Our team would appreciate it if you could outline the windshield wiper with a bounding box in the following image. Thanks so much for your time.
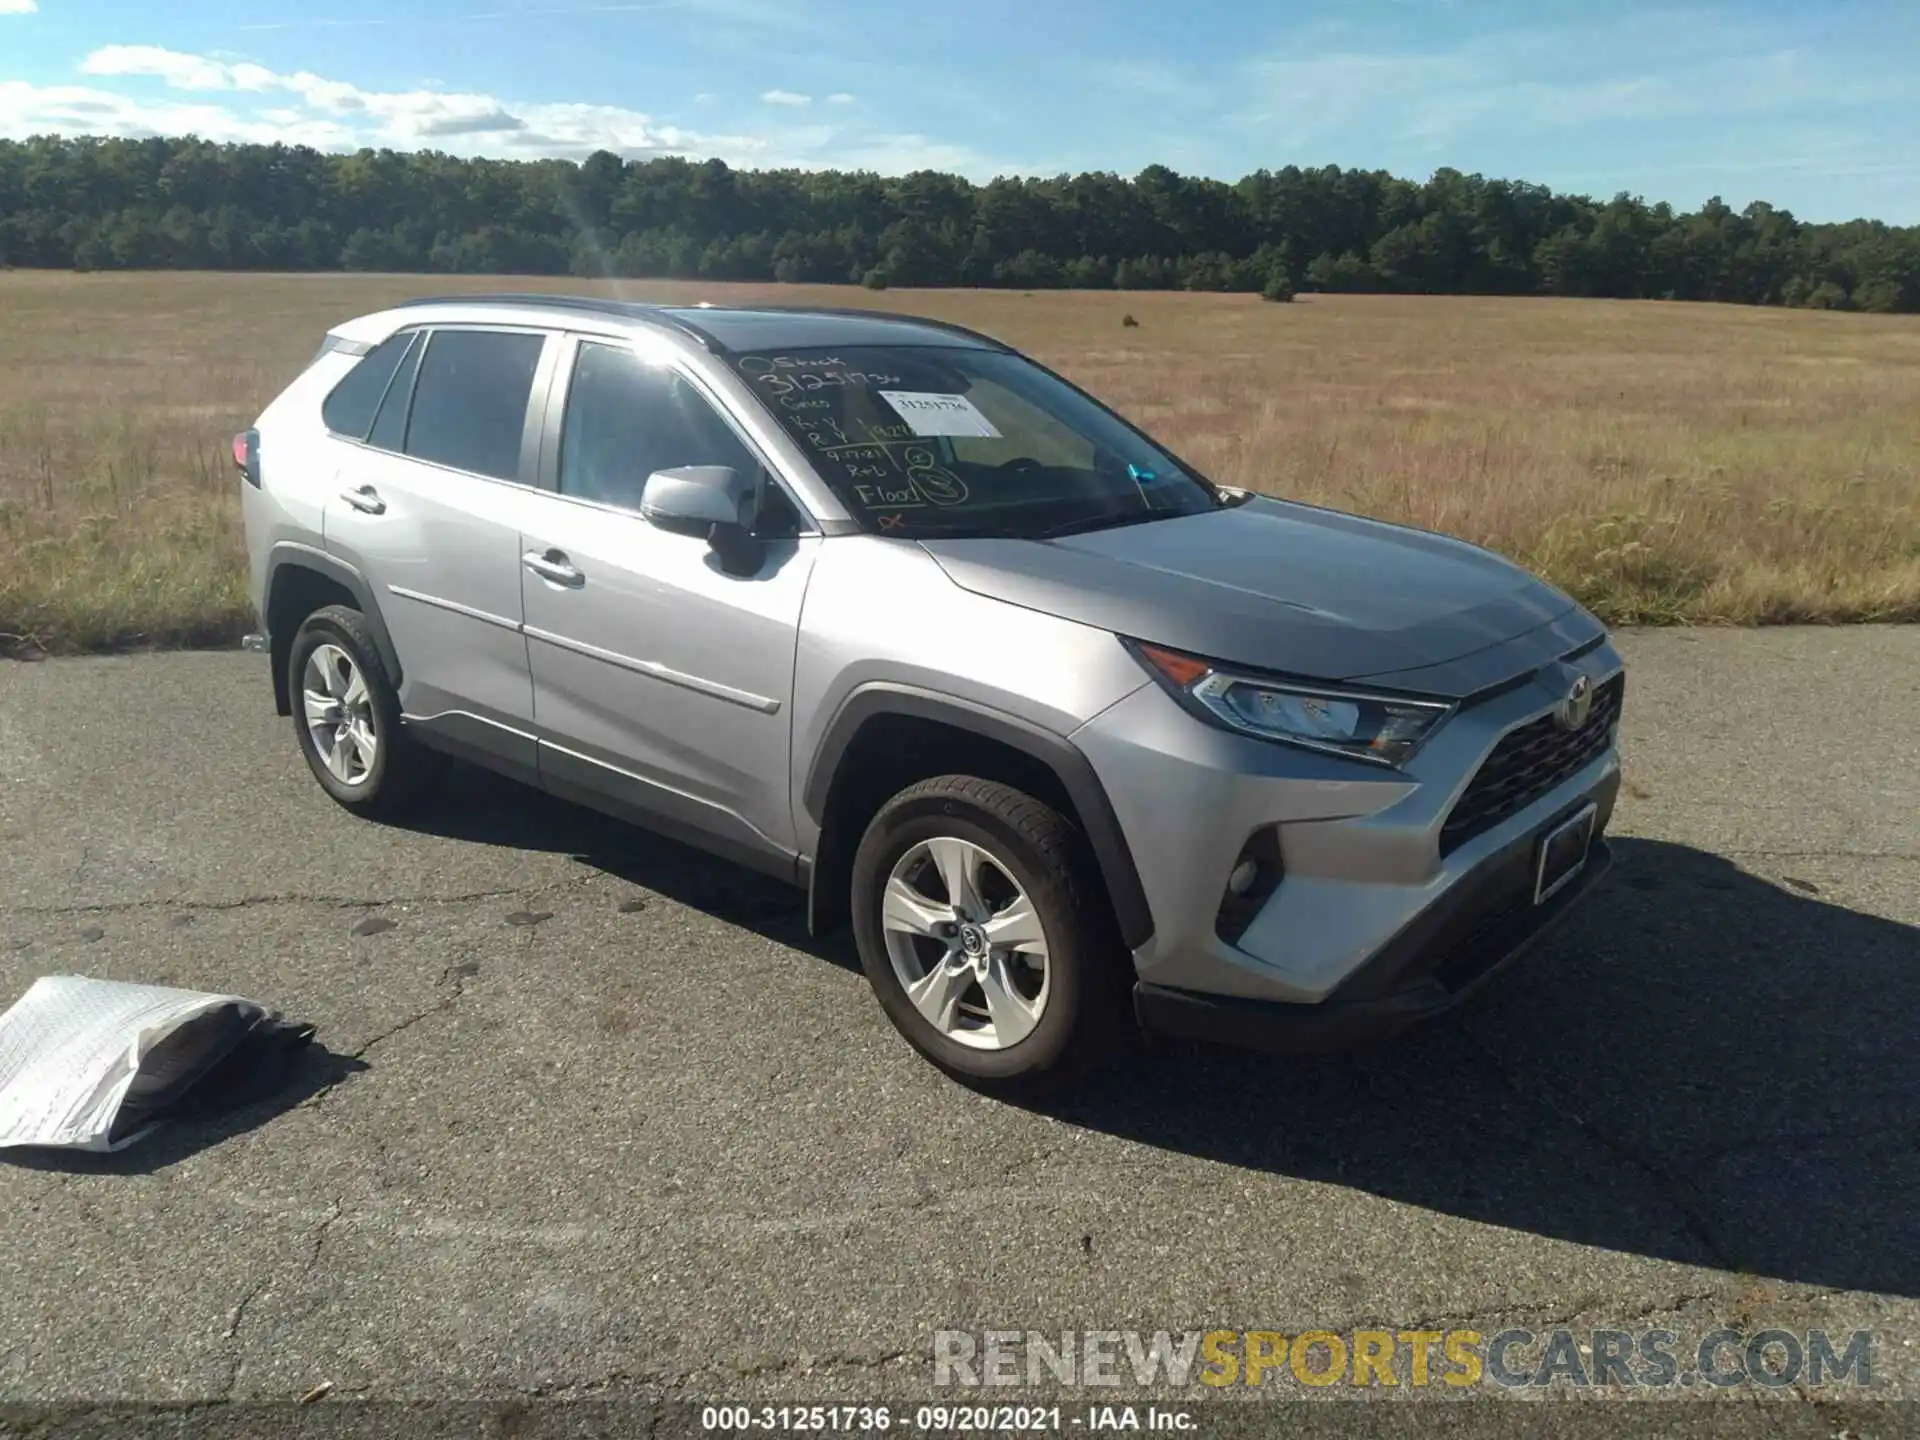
[1025,510,1175,541]
[905,510,1179,542]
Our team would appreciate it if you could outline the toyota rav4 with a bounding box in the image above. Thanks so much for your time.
[240,295,1624,1086]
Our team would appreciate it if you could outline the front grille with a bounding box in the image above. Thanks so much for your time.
[1439,674,1623,855]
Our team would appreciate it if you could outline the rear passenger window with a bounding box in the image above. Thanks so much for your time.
[367,333,423,452]
[321,332,412,439]
[402,330,545,481]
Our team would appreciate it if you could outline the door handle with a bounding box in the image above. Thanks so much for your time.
[339,485,386,515]
[523,550,585,587]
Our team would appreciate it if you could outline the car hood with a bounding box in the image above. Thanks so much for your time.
[918,496,1604,700]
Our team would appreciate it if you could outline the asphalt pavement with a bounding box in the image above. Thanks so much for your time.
[0,628,1915,1425]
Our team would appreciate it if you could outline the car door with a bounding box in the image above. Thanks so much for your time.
[324,325,559,777]
[520,334,820,875]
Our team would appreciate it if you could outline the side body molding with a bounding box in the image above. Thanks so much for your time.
[801,683,1155,951]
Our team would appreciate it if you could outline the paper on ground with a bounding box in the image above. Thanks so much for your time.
[0,976,273,1152]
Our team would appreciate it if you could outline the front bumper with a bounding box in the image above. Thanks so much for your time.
[1070,636,1626,1041]
[1135,826,1614,1054]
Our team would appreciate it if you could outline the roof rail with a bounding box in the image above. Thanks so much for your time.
[389,293,1008,353]
[397,292,644,311]
[392,292,721,350]
[730,305,1010,350]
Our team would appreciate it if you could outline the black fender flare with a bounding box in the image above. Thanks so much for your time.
[263,544,404,713]
[802,683,1155,950]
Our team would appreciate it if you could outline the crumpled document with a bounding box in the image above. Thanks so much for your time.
[0,976,311,1152]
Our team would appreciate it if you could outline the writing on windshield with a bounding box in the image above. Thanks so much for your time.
[733,345,1215,537]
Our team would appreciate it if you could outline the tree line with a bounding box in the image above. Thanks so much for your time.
[2,135,1917,311]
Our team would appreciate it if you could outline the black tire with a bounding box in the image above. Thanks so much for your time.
[851,775,1126,1088]
[286,604,427,819]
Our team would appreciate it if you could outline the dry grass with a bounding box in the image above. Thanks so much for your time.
[2,271,1917,654]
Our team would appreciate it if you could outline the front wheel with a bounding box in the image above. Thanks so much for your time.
[851,775,1122,1087]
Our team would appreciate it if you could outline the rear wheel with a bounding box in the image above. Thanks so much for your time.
[287,605,426,819]
[851,775,1123,1087]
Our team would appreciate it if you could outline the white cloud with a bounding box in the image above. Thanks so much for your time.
[231,0,792,33]
[0,0,38,14]
[51,45,748,157]
[1,47,1043,180]
[1084,60,1212,108]
[0,79,358,148]
[825,92,856,106]
[832,134,978,173]
[1235,12,1907,156]
[81,45,275,91]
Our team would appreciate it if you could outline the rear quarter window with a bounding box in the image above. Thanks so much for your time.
[320,332,413,440]
[366,333,424,452]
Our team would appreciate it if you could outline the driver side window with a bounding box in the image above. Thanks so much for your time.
[559,342,767,516]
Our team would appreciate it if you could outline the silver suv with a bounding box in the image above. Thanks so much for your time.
[240,295,1624,1086]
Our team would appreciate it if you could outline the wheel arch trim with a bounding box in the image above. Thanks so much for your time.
[264,543,404,715]
[802,683,1155,950]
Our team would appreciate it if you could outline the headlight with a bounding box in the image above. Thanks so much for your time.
[1128,641,1454,767]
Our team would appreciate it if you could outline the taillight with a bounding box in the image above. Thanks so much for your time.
[233,429,260,487]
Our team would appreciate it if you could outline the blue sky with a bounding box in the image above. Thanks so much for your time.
[2,0,1916,222]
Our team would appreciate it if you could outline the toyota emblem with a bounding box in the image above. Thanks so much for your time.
[1556,673,1594,731]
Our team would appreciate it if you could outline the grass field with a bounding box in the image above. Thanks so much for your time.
[2,271,1917,655]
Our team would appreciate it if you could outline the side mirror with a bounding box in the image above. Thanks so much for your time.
[639,464,765,575]
[640,465,750,530]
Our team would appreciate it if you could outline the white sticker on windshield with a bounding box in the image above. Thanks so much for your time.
[877,391,1002,439]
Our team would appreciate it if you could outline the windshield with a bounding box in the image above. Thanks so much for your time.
[731,345,1222,538]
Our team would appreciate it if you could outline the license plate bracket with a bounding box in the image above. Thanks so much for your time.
[1534,803,1597,905]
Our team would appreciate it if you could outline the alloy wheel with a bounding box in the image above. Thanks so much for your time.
[301,642,379,787]
[880,835,1050,1050]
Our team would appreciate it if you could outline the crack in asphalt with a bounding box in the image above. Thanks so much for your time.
[304,1199,347,1276]
[1338,1285,1730,1341]
[220,1276,271,1346]
[1719,848,1919,860]
[1686,1121,1920,1160]
[219,1197,344,1399]
[297,959,480,1117]
[354,956,481,1060]
[353,990,460,1060]
[1458,1028,1742,1275]
[4,886,564,918]
[5,858,622,923]
[543,1347,916,1400]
